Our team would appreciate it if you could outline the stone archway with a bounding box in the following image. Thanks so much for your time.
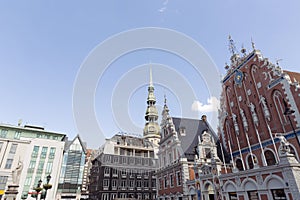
[242,178,258,200]
[265,175,287,200]
[189,187,196,200]
[223,181,237,200]
[202,182,215,200]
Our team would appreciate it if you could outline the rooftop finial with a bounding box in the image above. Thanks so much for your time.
[251,37,256,50]
[228,35,237,55]
[241,44,247,56]
[276,59,283,66]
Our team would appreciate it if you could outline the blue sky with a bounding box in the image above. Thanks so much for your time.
[0,1,299,148]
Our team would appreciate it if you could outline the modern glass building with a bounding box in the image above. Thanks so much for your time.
[57,135,87,200]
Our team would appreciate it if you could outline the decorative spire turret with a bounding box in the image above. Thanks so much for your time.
[228,35,240,65]
[143,66,160,146]
[160,95,177,140]
[228,35,237,56]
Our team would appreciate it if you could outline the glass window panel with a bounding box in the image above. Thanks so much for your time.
[5,159,13,169]
[14,131,21,139]
[9,144,18,154]
[0,130,8,138]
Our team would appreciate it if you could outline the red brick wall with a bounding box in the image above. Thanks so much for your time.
[260,194,268,200]
[220,52,300,167]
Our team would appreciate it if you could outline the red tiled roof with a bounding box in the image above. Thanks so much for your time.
[284,70,300,82]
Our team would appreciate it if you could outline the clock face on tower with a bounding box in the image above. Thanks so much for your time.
[234,70,243,85]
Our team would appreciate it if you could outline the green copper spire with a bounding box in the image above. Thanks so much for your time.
[143,66,160,145]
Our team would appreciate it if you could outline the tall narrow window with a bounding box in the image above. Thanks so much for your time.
[236,159,244,171]
[0,176,8,190]
[32,146,39,158]
[28,160,36,172]
[164,176,168,188]
[24,177,32,186]
[14,131,21,139]
[265,150,276,166]
[273,91,288,129]
[49,147,56,159]
[9,144,18,154]
[41,147,48,158]
[0,130,8,138]
[37,161,45,174]
[45,162,53,173]
[170,174,174,187]
[5,159,13,169]
[247,155,257,169]
[176,171,181,186]
[169,152,172,163]
[104,167,110,176]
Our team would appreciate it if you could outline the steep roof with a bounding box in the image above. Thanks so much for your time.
[171,117,230,162]
[284,70,300,83]
[171,117,215,160]
[64,134,87,154]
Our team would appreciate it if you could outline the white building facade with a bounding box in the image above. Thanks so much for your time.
[0,123,65,200]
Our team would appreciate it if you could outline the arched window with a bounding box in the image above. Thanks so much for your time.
[236,158,244,171]
[273,90,288,130]
[247,154,258,169]
[265,150,276,166]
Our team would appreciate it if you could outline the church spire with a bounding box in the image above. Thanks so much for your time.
[143,66,160,146]
[150,65,153,87]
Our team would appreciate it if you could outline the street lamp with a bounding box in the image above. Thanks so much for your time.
[284,105,300,147]
[43,174,52,199]
[42,174,52,200]
[33,175,52,200]
[33,179,43,200]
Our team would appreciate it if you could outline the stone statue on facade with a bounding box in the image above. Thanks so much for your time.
[259,95,271,121]
[248,102,259,126]
[275,133,291,155]
[240,108,248,131]
[232,113,239,135]
[12,160,23,185]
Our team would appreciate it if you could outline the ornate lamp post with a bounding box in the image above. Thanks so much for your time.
[42,174,52,200]
[33,179,43,200]
[33,175,52,200]
[284,104,300,147]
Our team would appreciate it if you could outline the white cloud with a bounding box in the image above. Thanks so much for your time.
[191,96,220,113]
[158,0,168,13]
